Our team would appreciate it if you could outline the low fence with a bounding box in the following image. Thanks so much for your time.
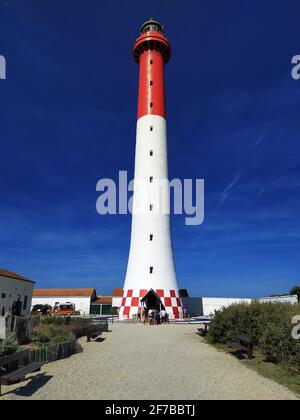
[6,315,40,344]
[67,317,109,337]
[28,332,77,365]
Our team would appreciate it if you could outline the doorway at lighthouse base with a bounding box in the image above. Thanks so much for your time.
[119,288,184,320]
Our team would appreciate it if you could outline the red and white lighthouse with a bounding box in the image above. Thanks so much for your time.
[119,19,183,320]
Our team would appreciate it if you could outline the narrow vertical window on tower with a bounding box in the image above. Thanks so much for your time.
[150,204,153,211]
[150,150,153,156]
[150,81,153,86]
[150,126,153,131]
[150,176,153,183]
[150,267,154,274]
[150,234,153,241]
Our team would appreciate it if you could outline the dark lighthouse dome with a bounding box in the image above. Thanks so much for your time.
[140,18,164,34]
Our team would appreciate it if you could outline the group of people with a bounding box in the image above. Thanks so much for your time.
[137,307,169,325]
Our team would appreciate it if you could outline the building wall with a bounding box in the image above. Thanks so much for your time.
[181,297,203,316]
[90,304,112,316]
[32,296,92,315]
[202,297,252,316]
[257,295,298,305]
[112,297,122,309]
[0,275,34,317]
[181,297,252,317]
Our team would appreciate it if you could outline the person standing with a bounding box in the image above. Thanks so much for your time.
[160,309,167,323]
[152,310,158,325]
[148,309,153,324]
[157,311,161,325]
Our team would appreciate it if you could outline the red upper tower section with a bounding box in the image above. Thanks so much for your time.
[133,19,171,120]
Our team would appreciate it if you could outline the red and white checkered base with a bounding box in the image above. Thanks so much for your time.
[119,289,184,320]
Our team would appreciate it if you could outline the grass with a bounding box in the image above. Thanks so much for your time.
[203,335,300,398]
[29,323,71,347]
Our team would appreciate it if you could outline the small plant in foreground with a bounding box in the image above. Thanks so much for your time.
[0,333,19,357]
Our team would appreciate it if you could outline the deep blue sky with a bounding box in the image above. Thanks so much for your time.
[1,0,300,297]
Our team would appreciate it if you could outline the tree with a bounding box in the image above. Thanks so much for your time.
[109,307,119,316]
[290,286,300,302]
[31,304,52,315]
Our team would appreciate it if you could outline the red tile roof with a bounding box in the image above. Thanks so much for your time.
[112,288,123,297]
[33,288,96,297]
[92,296,112,305]
[0,269,35,284]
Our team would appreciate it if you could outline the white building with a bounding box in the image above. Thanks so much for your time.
[112,288,124,310]
[32,288,97,316]
[0,269,35,317]
[201,297,252,317]
[182,295,298,317]
[257,295,298,305]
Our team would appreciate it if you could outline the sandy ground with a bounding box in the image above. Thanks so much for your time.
[0,323,298,400]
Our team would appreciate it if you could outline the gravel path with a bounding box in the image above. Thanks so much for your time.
[0,323,298,400]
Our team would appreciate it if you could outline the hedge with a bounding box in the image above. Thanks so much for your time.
[208,301,300,372]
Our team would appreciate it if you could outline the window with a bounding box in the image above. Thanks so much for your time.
[150,267,154,274]
[1,293,6,299]
[150,150,153,156]
[150,204,153,211]
[150,176,153,183]
[150,126,153,131]
[23,295,28,310]
[150,60,153,65]
[150,234,153,241]
[150,81,153,86]
[150,102,153,108]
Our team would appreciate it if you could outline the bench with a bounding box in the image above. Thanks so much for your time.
[0,350,41,396]
[197,328,208,337]
[197,321,211,337]
[227,335,254,360]
[70,320,108,341]
[86,326,104,342]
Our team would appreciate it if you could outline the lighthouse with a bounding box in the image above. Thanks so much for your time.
[119,19,183,320]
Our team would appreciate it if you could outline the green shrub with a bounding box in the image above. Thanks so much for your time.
[32,304,52,315]
[260,317,300,373]
[109,307,119,316]
[290,286,300,302]
[31,331,50,345]
[31,324,70,347]
[0,333,19,357]
[40,316,66,326]
[209,301,297,345]
[208,301,300,372]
